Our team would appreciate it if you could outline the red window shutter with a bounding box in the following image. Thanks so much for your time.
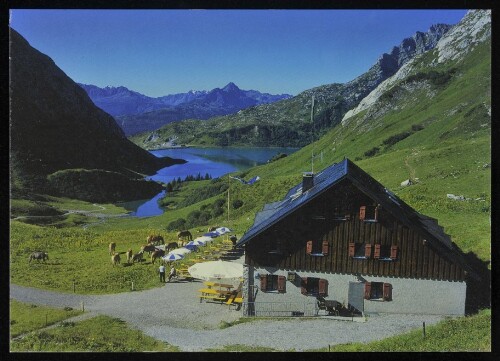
[390,245,398,260]
[318,279,328,297]
[322,240,329,255]
[374,244,381,259]
[365,244,372,258]
[306,240,313,255]
[260,275,267,292]
[383,283,392,301]
[300,277,308,295]
[277,276,286,293]
[364,282,372,300]
[359,206,366,221]
[348,242,355,257]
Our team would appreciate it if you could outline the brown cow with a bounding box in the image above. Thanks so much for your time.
[147,235,164,245]
[141,243,157,255]
[111,253,121,266]
[165,242,178,252]
[126,249,133,263]
[131,251,144,263]
[151,249,165,264]
[109,242,116,255]
[177,230,192,243]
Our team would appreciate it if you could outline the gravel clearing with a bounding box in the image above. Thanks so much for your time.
[10,280,446,351]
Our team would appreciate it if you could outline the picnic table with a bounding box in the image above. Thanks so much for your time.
[197,288,232,303]
[216,283,234,291]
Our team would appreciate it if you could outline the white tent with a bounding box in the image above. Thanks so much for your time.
[215,227,232,235]
[170,247,191,256]
[194,236,214,243]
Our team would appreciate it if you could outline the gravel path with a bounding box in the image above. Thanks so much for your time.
[10,279,446,351]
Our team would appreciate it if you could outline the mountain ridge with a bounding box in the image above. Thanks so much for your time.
[79,82,292,135]
[132,20,455,149]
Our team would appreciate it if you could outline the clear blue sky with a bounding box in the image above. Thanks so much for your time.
[10,9,467,97]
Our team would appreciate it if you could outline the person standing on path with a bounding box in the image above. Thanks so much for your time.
[159,264,166,283]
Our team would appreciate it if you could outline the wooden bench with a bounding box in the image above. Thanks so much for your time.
[199,294,227,303]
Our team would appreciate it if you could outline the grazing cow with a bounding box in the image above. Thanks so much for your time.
[131,251,144,263]
[177,230,192,243]
[141,243,157,255]
[165,242,178,252]
[208,226,219,232]
[147,235,164,245]
[109,242,116,255]
[151,249,165,264]
[29,251,49,263]
[111,253,121,266]
[126,249,133,263]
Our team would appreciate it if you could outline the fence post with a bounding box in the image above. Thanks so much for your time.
[131,281,134,291]
[73,279,76,293]
[423,322,426,338]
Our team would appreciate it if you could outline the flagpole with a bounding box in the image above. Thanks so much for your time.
[311,95,315,174]
[227,174,230,223]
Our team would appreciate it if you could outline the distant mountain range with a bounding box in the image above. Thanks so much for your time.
[132,22,455,149]
[10,28,185,202]
[79,82,292,136]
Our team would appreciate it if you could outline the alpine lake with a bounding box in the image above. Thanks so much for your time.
[119,147,299,217]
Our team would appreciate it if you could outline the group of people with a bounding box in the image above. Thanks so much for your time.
[158,264,177,283]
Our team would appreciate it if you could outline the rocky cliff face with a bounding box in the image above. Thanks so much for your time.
[10,28,183,199]
[341,23,452,110]
[342,10,491,124]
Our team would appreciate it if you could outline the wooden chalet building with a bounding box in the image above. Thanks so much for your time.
[236,159,477,317]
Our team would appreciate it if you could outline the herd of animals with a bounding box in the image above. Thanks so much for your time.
[110,230,193,266]
[27,230,195,266]
[27,227,234,268]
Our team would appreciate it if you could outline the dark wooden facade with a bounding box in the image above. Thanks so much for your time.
[244,179,466,282]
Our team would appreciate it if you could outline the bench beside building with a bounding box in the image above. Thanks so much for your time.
[236,159,477,317]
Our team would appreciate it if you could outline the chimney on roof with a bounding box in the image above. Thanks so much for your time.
[302,172,314,193]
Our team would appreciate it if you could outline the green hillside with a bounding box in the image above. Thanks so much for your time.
[91,29,492,266]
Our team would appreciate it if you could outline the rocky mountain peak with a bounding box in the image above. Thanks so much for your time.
[379,23,453,69]
[222,82,240,92]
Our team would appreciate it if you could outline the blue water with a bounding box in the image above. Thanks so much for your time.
[125,147,299,217]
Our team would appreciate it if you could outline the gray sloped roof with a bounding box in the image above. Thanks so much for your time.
[237,160,349,245]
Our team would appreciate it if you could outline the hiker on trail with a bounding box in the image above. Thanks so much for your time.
[159,264,166,283]
[168,265,176,282]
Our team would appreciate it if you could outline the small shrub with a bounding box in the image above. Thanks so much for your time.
[364,147,380,157]
[232,199,244,209]
[383,131,411,147]
[213,199,226,209]
[59,321,75,328]
[166,218,186,231]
